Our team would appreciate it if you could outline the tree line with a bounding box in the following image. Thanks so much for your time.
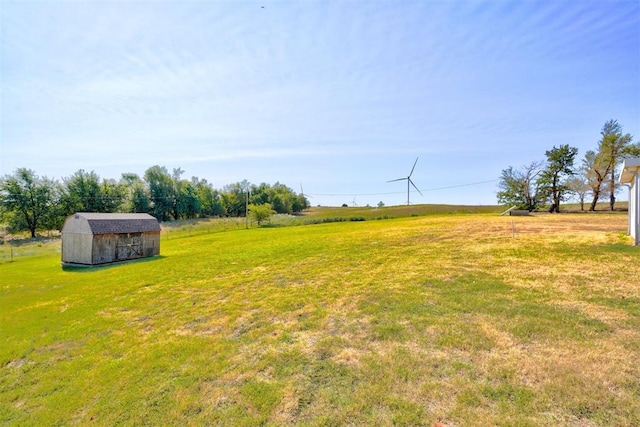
[0,165,309,237]
[497,119,638,212]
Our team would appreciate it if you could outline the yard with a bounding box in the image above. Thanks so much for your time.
[1,211,639,425]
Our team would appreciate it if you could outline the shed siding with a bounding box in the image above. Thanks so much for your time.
[143,232,161,257]
[61,233,93,265]
[62,215,93,235]
[92,234,118,264]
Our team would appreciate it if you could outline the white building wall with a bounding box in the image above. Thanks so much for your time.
[633,173,640,245]
[620,158,640,246]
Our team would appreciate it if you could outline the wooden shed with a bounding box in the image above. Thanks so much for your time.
[620,157,640,245]
[61,213,161,266]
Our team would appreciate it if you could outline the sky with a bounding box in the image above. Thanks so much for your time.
[1,0,638,207]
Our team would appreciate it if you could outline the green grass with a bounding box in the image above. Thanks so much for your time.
[1,212,639,425]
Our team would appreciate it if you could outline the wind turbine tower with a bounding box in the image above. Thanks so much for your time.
[387,157,423,205]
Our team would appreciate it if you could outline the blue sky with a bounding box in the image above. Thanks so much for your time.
[1,0,638,207]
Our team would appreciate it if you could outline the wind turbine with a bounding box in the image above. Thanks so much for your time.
[300,183,313,200]
[388,157,423,205]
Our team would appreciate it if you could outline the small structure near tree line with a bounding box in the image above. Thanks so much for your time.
[620,157,640,246]
[500,206,530,216]
[61,213,160,266]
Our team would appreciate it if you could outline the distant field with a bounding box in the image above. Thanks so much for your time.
[1,210,639,425]
[302,204,504,218]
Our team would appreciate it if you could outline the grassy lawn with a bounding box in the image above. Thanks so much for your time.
[1,211,639,425]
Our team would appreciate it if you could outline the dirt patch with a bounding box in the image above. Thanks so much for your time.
[5,358,32,369]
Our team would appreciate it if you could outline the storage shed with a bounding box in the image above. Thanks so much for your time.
[620,157,640,246]
[62,213,161,266]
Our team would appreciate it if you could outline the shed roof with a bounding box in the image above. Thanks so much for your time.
[64,213,161,235]
[620,157,640,184]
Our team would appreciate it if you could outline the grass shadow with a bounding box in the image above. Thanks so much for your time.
[61,255,167,272]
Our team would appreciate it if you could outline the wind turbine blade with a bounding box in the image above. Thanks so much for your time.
[300,183,312,198]
[409,179,423,196]
[387,177,407,183]
[409,157,419,177]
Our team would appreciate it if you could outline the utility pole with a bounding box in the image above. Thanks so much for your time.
[244,180,250,229]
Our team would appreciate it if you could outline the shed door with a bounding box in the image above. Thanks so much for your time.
[116,233,143,260]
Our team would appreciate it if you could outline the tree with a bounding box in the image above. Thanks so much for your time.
[193,178,223,217]
[142,167,204,220]
[538,144,578,213]
[98,179,126,212]
[120,173,150,213]
[177,179,201,219]
[565,159,591,211]
[291,192,310,213]
[600,120,633,210]
[0,168,60,237]
[565,153,591,211]
[249,183,271,206]
[169,168,185,220]
[61,170,102,213]
[60,170,126,214]
[583,150,610,211]
[496,161,543,211]
[221,182,247,217]
[267,182,293,214]
[566,176,590,211]
[582,122,633,211]
[220,181,309,217]
[622,142,640,159]
[129,183,151,213]
[270,193,289,214]
[144,166,174,221]
[249,203,275,226]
